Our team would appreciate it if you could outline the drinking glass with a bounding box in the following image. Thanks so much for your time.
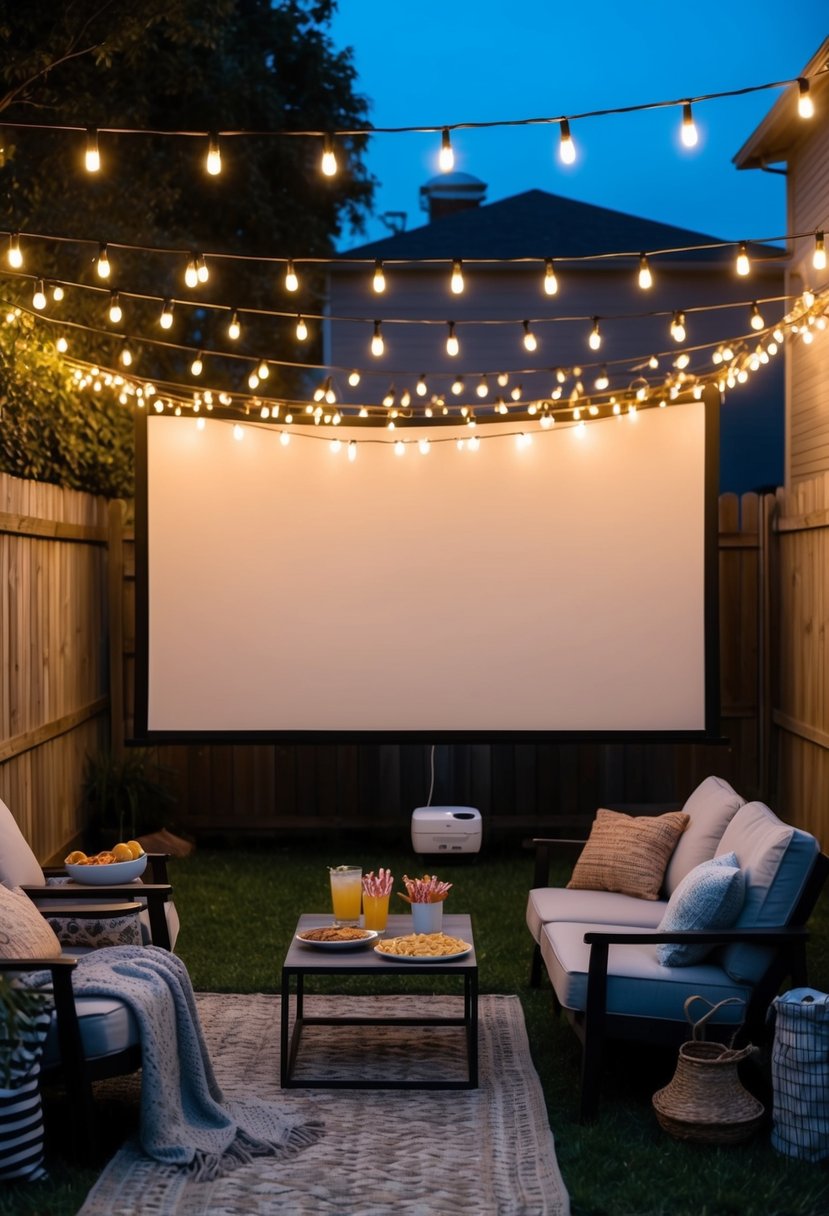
[362,892,391,933]
[329,865,362,926]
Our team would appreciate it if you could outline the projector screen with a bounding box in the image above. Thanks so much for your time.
[134,391,718,741]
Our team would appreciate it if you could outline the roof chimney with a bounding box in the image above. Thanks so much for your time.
[419,171,487,222]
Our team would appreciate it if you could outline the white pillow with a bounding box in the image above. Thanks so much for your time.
[0,798,45,888]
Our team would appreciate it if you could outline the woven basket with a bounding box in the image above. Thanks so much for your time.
[652,997,765,1145]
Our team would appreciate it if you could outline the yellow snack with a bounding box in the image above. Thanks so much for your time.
[376,932,470,958]
[112,842,133,862]
[125,840,145,859]
[65,850,87,864]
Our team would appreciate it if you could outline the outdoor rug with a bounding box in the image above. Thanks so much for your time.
[78,992,570,1216]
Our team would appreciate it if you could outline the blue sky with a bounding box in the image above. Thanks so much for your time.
[329,3,821,248]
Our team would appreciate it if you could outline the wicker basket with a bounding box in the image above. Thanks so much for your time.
[652,997,765,1145]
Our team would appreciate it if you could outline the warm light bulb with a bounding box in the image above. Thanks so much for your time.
[476,376,489,398]
[558,118,576,165]
[798,78,814,120]
[736,242,751,276]
[191,352,203,376]
[85,128,100,173]
[185,256,199,288]
[51,284,64,302]
[108,291,122,324]
[248,371,259,389]
[594,366,609,391]
[680,102,698,148]
[228,310,241,340]
[321,134,338,177]
[373,259,386,293]
[588,317,601,350]
[522,320,537,352]
[638,254,653,290]
[159,299,174,329]
[295,314,308,341]
[813,232,826,271]
[56,335,68,353]
[416,374,428,396]
[120,342,133,367]
[670,311,686,342]
[371,320,384,356]
[348,369,361,387]
[543,258,558,295]
[750,302,764,331]
[450,258,464,294]
[32,279,46,310]
[439,127,455,172]
[257,360,269,380]
[206,133,222,175]
[7,233,22,269]
[451,376,464,395]
[96,243,110,279]
[196,254,209,283]
[284,260,299,293]
[803,288,816,307]
[446,321,459,356]
[648,354,659,369]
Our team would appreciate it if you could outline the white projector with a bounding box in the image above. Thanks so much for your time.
[411,806,482,856]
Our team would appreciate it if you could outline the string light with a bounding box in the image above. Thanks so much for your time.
[446,321,459,356]
[120,340,133,367]
[476,375,489,398]
[56,335,68,353]
[439,128,455,172]
[814,232,826,271]
[51,283,64,302]
[108,291,122,323]
[543,258,558,295]
[184,255,199,288]
[196,254,209,283]
[206,133,222,175]
[522,320,538,352]
[348,369,361,387]
[373,259,386,293]
[257,359,269,380]
[295,314,308,341]
[736,242,751,276]
[227,309,241,340]
[416,374,428,396]
[588,317,601,350]
[594,366,609,391]
[671,310,687,342]
[450,259,464,294]
[32,279,46,310]
[190,351,203,376]
[558,118,576,165]
[371,320,384,356]
[797,78,814,119]
[85,127,100,172]
[284,260,299,292]
[321,133,337,177]
[680,102,698,148]
[96,243,110,279]
[638,254,653,290]
[750,302,765,330]
[159,299,174,329]
[451,375,464,395]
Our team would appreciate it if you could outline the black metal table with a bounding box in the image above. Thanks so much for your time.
[280,912,478,1090]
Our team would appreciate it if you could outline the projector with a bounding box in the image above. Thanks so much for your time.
[411,807,482,857]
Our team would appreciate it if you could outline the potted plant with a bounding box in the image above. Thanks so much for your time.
[81,748,178,846]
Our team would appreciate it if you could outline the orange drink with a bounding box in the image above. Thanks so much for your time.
[362,892,390,932]
[329,865,362,926]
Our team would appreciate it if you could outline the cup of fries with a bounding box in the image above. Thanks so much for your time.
[399,874,452,934]
[362,868,393,933]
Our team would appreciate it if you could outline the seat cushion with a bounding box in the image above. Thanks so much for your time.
[656,852,746,966]
[715,802,819,983]
[526,886,666,943]
[40,995,139,1070]
[567,808,689,900]
[664,776,745,895]
[540,920,752,1021]
[0,797,45,888]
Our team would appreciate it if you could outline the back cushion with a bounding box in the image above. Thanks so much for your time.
[715,801,819,983]
[0,798,45,889]
[664,776,744,896]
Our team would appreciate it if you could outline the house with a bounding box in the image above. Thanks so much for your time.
[325,176,786,494]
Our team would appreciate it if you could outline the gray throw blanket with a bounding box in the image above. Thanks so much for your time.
[25,945,322,1179]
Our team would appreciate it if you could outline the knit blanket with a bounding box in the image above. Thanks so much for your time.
[26,946,323,1179]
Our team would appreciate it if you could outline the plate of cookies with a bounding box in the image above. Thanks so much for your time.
[295,926,379,950]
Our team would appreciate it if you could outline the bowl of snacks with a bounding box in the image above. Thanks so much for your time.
[64,840,147,885]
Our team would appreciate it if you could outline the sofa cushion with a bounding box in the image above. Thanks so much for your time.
[540,920,752,1020]
[0,885,62,959]
[656,852,746,967]
[40,996,139,1070]
[526,886,666,943]
[567,808,689,900]
[715,802,819,983]
[0,798,45,889]
[664,776,745,896]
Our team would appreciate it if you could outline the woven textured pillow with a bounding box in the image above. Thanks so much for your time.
[657,852,746,966]
[567,808,690,900]
[0,886,62,959]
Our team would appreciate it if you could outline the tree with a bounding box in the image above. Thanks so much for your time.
[0,0,375,495]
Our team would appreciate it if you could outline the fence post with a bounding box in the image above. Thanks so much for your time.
[108,499,125,759]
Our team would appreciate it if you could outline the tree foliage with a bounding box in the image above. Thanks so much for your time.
[0,0,375,495]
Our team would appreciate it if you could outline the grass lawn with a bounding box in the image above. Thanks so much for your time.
[3,835,828,1215]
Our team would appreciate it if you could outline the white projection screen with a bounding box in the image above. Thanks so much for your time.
[134,390,719,742]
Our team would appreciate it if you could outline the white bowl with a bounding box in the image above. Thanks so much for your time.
[65,855,148,885]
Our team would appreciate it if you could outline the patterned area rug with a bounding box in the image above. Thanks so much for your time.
[78,992,570,1215]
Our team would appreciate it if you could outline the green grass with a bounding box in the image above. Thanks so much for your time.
[3,838,829,1215]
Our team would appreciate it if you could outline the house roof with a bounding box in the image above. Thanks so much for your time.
[734,38,829,170]
[337,188,781,266]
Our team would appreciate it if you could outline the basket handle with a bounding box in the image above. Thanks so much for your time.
[683,994,745,1040]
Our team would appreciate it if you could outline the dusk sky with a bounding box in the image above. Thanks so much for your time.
[329,3,821,248]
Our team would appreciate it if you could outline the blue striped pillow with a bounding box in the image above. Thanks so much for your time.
[0,1005,52,1181]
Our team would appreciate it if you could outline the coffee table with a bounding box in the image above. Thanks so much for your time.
[280,912,478,1090]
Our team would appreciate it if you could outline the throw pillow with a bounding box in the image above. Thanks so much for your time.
[656,852,746,966]
[45,912,142,950]
[0,886,62,959]
[567,808,690,900]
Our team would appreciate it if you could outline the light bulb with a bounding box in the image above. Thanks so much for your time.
[51,283,64,302]
[32,280,46,310]
[185,256,199,288]
[227,310,241,340]
[120,342,133,367]
[416,374,428,396]
[543,258,558,295]
[56,335,68,353]
[248,371,259,389]
[348,369,361,387]
[284,260,299,292]
[373,259,386,293]
[511,384,522,401]
[476,376,489,398]
[257,360,269,380]
[85,128,100,173]
[803,288,815,307]
[321,134,337,177]
[558,118,576,165]
[638,254,653,290]
[96,243,110,279]
[798,78,814,120]
[446,321,459,356]
[813,232,826,271]
[648,354,659,369]
[750,302,764,331]
[159,299,174,329]
[680,102,698,148]
[371,320,384,356]
[595,366,609,391]
[736,242,750,276]
[450,258,464,294]
[108,291,122,323]
[197,254,209,283]
[7,233,22,269]
[206,133,222,175]
[439,127,455,172]
[522,320,537,352]
[670,311,686,342]
[191,352,203,376]
[588,317,601,350]
[295,314,308,341]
